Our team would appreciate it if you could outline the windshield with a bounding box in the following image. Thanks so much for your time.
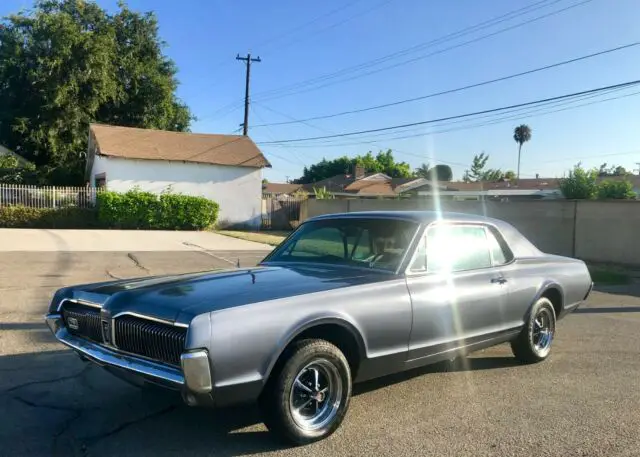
[264,218,418,272]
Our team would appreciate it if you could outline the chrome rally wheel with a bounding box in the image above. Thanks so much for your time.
[289,359,343,431]
[260,339,352,445]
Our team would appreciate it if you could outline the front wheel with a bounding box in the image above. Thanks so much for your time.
[259,339,352,445]
[511,297,556,363]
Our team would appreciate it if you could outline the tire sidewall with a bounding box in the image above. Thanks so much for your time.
[275,341,352,443]
[526,297,556,360]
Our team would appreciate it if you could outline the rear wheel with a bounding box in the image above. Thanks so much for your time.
[511,297,556,363]
[259,339,352,445]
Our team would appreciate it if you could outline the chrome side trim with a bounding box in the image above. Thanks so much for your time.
[112,311,189,328]
[45,313,184,387]
[56,298,102,312]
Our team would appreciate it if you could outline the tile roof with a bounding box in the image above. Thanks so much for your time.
[90,124,271,168]
[262,183,303,194]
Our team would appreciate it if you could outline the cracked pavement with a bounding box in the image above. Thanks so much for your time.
[1,249,640,456]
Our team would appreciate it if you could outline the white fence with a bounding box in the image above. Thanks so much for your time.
[0,184,99,209]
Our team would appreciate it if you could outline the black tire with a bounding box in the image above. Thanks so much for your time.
[511,297,557,363]
[259,339,352,445]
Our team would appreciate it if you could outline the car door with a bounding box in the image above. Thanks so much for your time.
[404,223,509,366]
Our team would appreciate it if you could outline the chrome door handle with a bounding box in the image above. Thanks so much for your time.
[491,277,507,284]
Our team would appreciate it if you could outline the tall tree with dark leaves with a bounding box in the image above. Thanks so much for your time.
[0,0,193,184]
[415,163,452,181]
[295,150,412,183]
[513,124,532,180]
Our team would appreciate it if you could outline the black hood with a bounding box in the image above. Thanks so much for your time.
[60,264,394,324]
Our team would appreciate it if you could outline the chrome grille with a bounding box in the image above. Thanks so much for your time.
[114,315,186,366]
[61,301,102,343]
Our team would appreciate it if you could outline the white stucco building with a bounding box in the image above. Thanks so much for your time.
[86,124,271,229]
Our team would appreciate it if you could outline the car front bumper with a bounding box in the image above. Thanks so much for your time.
[45,313,213,406]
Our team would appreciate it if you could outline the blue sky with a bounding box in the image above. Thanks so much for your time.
[3,0,640,182]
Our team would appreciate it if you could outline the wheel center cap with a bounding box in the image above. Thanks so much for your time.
[313,391,325,402]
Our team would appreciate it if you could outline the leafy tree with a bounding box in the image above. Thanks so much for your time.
[295,149,412,183]
[462,153,515,182]
[414,163,452,181]
[0,0,193,185]
[463,153,490,182]
[313,186,335,200]
[0,154,36,184]
[558,164,598,199]
[504,170,516,180]
[598,163,629,177]
[597,180,636,199]
[513,124,532,179]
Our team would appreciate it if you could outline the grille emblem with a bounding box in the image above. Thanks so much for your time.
[101,320,112,345]
[67,317,79,330]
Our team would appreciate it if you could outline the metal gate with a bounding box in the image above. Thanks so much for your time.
[261,194,303,230]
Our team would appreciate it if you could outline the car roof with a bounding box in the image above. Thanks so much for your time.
[306,210,504,226]
[305,210,543,258]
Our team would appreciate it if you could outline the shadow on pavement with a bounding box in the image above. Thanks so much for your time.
[0,322,50,330]
[1,348,519,456]
[593,284,640,298]
[575,306,640,314]
[354,355,518,396]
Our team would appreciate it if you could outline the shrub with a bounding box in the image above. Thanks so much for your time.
[559,164,598,199]
[596,179,636,200]
[0,206,99,228]
[96,189,219,230]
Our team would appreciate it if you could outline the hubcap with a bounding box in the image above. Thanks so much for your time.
[533,308,554,352]
[289,359,342,431]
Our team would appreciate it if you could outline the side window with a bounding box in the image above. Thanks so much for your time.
[292,227,347,258]
[426,225,492,273]
[351,229,373,260]
[409,235,427,271]
[486,227,513,265]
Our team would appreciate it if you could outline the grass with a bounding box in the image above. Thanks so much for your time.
[216,230,290,246]
[588,264,632,285]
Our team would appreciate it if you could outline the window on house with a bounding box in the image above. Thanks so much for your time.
[94,173,106,188]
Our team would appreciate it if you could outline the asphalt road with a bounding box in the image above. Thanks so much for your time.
[1,251,640,457]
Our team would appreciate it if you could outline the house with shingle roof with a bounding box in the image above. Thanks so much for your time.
[85,124,271,228]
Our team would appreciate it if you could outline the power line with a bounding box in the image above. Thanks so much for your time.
[253,0,364,52]
[257,79,640,145]
[261,0,594,102]
[260,0,395,56]
[271,87,640,148]
[252,0,589,102]
[253,101,427,163]
[277,84,632,147]
[250,105,307,166]
[252,41,639,127]
[252,0,561,100]
[200,0,580,122]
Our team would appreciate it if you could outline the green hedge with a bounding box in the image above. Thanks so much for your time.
[96,189,219,230]
[0,206,100,228]
[0,190,219,230]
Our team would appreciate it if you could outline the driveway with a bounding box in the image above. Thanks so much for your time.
[1,251,639,456]
[0,229,274,252]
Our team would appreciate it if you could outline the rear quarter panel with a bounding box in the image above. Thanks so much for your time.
[203,277,412,394]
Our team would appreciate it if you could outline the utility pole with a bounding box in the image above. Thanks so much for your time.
[236,53,261,136]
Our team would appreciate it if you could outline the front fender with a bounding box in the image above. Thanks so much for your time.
[261,313,367,384]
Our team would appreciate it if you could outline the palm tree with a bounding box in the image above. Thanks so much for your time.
[513,124,532,180]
